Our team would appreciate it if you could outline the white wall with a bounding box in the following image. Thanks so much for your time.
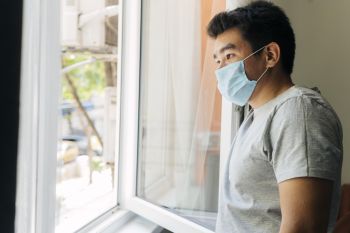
[273,0,350,184]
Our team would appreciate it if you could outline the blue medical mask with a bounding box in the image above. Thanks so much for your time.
[215,46,269,106]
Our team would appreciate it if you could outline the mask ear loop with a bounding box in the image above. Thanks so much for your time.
[243,45,269,82]
[242,45,267,78]
[243,45,267,62]
[256,67,269,83]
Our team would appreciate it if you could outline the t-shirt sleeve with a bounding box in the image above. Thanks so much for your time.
[267,96,343,183]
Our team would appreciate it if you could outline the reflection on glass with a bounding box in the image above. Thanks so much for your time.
[138,0,224,230]
[56,0,119,232]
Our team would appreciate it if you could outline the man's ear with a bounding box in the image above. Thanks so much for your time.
[265,42,280,68]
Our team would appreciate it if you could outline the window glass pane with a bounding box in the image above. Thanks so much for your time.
[138,0,225,230]
[56,0,119,232]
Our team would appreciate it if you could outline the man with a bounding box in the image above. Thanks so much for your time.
[207,1,343,233]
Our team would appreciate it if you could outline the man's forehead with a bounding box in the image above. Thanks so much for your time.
[213,29,249,57]
[213,43,238,59]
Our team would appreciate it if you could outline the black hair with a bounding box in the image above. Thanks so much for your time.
[207,1,295,75]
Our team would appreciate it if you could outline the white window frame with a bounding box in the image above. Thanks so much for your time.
[117,0,237,233]
[16,0,130,232]
[16,0,60,232]
[16,0,240,232]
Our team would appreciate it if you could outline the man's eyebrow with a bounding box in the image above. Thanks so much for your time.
[213,43,237,59]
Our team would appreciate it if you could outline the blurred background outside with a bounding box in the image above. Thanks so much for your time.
[56,0,119,232]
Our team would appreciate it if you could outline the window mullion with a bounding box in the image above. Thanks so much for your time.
[15,0,41,231]
[35,0,61,232]
[117,0,141,207]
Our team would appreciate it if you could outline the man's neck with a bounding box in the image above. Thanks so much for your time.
[249,71,294,109]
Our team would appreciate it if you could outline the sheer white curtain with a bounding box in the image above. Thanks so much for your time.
[138,0,223,227]
[167,0,202,210]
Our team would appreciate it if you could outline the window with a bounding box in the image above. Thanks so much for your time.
[17,0,237,232]
[116,0,235,232]
[56,0,120,232]
[136,0,224,230]
[56,0,119,232]
[17,0,123,232]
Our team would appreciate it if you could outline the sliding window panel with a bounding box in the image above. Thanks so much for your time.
[137,0,225,231]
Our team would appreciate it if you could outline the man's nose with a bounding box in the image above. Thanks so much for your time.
[217,61,227,69]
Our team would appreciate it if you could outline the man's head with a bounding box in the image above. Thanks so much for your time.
[208,1,295,76]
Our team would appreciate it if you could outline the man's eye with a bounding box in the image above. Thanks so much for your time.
[226,54,235,60]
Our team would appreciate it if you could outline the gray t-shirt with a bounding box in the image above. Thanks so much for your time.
[216,86,343,233]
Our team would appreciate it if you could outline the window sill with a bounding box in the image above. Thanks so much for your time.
[113,215,162,233]
[87,209,162,233]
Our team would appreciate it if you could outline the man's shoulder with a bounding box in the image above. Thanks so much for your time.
[274,86,336,117]
[270,86,342,136]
